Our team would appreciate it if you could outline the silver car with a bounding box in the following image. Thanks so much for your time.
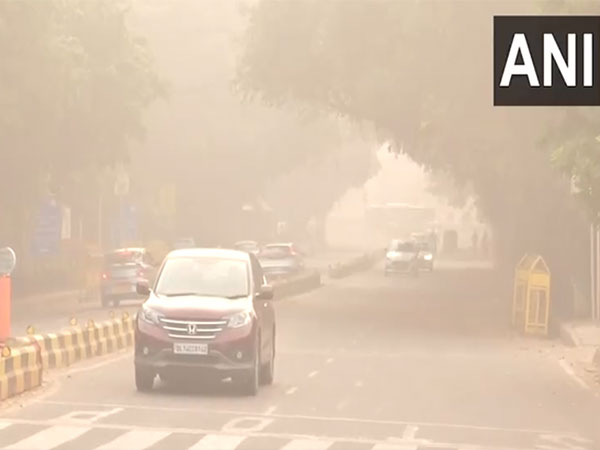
[258,243,304,279]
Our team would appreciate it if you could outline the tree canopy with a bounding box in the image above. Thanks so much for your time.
[238,0,599,316]
[0,0,163,252]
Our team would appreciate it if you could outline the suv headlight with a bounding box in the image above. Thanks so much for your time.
[227,311,252,328]
[423,253,433,261]
[140,305,163,326]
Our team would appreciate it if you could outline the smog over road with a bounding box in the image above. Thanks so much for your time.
[2,1,600,450]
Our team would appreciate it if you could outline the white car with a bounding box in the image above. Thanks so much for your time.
[384,240,420,277]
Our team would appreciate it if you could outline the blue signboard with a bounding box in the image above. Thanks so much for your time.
[31,198,62,255]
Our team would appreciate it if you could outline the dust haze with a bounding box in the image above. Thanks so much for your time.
[1,1,600,449]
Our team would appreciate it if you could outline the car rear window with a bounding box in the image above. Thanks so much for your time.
[104,250,143,265]
[260,246,292,259]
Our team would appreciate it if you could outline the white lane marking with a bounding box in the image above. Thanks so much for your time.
[5,426,89,449]
[264,405,277,415]
[402,425,419,440]
[285,386,298,395]
[373,443,420,450]
[308,370,319,378]
[558,359,590,390]
[37,399,582,436]
[221,416,273,433]
[281,438,333,450]
[0,417,575,450]
[97,430,170,449]
[0,422,12,430]
[58,408,124,424]
[354,380,363,388]
[189,434,246,450]
[326,357,334,364]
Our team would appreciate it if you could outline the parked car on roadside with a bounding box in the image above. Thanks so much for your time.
[384,239,420,277]
[134,248,276,396]
[100,248,158,307]
[258,243,304,279]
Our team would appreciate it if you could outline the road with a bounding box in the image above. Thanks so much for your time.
[2,260,600,450]
[9,250,363,338]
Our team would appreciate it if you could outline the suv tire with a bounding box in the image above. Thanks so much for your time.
[135,365,155,392]
[241,339,260,396]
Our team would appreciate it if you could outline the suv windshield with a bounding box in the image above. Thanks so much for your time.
[155,257,249,298]
[389,241,416,252]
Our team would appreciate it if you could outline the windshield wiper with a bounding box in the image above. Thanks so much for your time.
[225,294,249,299]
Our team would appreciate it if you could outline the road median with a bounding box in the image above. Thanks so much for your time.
[0,344,42,401]
[327,250,381,279]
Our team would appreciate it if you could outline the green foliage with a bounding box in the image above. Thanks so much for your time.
[0,0,163,249]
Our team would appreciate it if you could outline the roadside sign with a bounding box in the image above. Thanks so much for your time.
[0,247,16,276]
[31,197,62,255]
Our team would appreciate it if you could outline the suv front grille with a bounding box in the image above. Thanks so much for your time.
[159,317,228,340]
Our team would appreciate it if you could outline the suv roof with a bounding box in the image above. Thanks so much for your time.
[167,248,250,261]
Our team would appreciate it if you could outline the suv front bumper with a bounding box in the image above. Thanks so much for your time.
[134,326,256,378]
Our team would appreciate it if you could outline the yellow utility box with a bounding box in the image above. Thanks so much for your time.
[512,254,551,336]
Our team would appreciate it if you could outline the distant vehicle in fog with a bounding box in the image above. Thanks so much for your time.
[258,243,304,279]
[100,248,157,307]
[384,239,420,277]
[134,248,276,396]
[411,232,435,272]
[234,240,261,255]
[173,237,196,249]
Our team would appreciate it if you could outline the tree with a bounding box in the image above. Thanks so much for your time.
[125,0,377,246]
[0,0,163,274]
[238,0,594,318]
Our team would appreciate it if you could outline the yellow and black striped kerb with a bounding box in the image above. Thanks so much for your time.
[93,316,134,356]
[0,345,42,401]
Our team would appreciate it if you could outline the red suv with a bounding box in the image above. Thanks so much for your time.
[134,248,276,396]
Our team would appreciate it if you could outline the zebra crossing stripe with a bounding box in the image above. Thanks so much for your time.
[280,438,333,450]
[188,433,247,449]
[4,425,89,449]
[95,429,171,449]
[371,443,419,450]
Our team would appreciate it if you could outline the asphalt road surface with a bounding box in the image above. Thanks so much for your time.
[2,260,600,450]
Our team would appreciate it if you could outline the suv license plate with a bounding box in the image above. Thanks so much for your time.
[173,343,208,355]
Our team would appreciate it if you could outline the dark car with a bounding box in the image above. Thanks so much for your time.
[258,243,304,280]
[100,248,158,307]
[134,248,276,396]
[384,239,421,277]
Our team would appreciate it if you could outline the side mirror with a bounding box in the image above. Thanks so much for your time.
[136,281,151,296]
[257,284,274,300]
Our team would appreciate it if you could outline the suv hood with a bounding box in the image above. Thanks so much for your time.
[144,294,250,319]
